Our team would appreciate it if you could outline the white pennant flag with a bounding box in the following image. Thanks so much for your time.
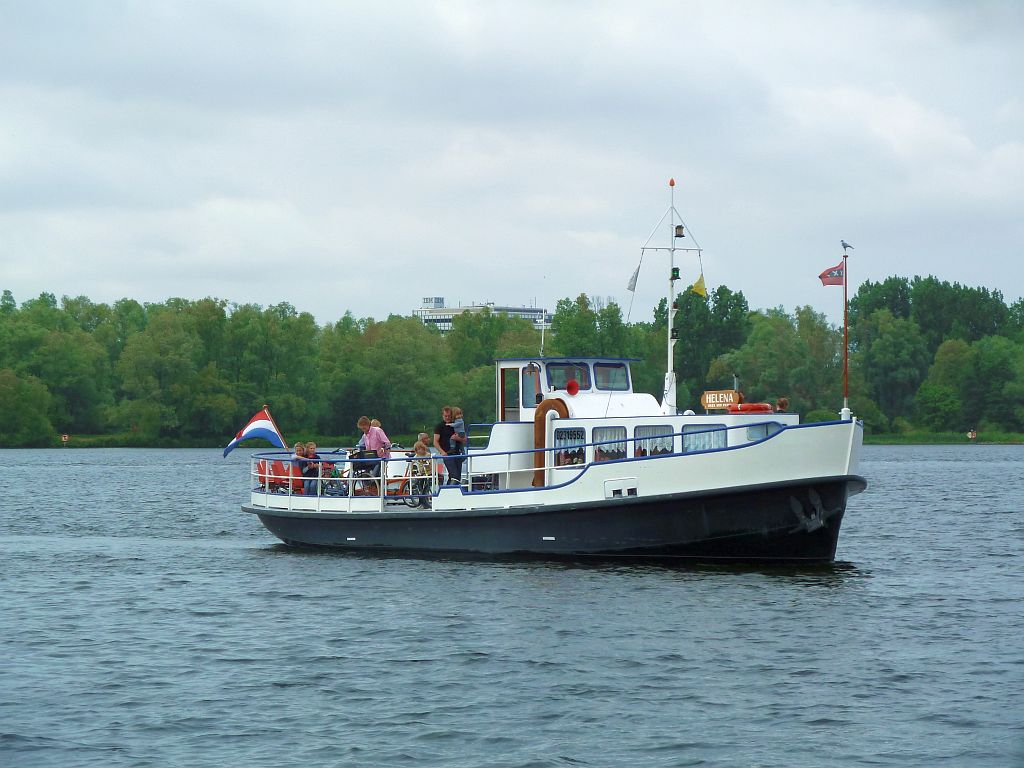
[626,263,641,292]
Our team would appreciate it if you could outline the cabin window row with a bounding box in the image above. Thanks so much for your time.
[553,424,737,467]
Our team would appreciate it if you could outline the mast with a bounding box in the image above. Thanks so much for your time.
[639,178,702,416]
[664,179,679,415]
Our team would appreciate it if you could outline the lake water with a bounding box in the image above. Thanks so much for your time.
[1,446,1022,767]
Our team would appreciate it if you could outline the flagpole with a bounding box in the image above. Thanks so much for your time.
[841,246,851,419]
[668,179,675,386]
[262,403,288,447]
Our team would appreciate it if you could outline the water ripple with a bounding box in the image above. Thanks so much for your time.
[1,446,1023,767]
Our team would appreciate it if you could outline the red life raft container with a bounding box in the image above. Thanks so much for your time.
[726,402,774,413]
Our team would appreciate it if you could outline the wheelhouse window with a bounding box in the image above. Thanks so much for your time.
[635,425,674,457]
[682,424,727,452]
[593,426,627,462]
[746,422,783,441]
[546,362,591,391]
[522,366,543,407]
[554,427,586,466]
[594,363,629,391]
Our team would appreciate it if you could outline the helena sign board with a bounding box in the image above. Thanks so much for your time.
[700,390,740,409]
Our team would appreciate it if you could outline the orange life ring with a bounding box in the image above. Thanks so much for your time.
[533,398,569,487]
[726,402,773,413]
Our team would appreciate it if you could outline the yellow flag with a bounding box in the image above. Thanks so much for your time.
[691,273,707,298]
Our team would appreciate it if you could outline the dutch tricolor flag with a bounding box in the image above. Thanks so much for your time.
[223,407,287,457]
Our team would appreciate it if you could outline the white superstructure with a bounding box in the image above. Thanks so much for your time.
[247,356,861,516]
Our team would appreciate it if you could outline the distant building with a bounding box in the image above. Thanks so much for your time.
[413,297,553,334]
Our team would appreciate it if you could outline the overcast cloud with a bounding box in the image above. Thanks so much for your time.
[2,1,1022,327]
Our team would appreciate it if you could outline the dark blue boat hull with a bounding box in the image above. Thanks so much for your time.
[244,476,866,563]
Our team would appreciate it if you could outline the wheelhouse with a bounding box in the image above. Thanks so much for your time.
[496,357,658,423]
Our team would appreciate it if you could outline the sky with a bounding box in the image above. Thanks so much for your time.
[2,1,1022,329]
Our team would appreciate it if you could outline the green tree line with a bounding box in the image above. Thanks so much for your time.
[1,276,1022,447]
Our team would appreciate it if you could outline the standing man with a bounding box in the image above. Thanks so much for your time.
[433,406,459,485]
[357,415,391,488]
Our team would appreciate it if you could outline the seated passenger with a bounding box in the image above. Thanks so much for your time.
[303,441,322,496]
[290,442,306,493]
[411,440,432,508]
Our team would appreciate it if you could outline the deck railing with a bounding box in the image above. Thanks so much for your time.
[249,418,795,512]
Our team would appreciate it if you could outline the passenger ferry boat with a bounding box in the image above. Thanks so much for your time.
[242,187,866,562]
